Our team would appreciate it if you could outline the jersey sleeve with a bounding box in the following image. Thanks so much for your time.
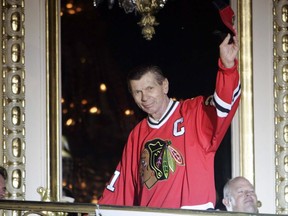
[98,130,139,206]
[199,58,241,152]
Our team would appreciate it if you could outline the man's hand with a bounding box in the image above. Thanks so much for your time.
[219,30,239,68]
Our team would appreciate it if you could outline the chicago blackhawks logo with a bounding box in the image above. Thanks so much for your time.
[139,139,184,189]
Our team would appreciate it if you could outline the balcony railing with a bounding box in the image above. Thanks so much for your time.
[0,200,276,216]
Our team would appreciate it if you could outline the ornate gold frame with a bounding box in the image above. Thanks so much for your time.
[0,0,26,200]
[273,0,288,213]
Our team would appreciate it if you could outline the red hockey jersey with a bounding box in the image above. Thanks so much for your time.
[99,59,241,209]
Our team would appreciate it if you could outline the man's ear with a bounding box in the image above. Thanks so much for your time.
[163,78,169,94]
[222,198,230,207]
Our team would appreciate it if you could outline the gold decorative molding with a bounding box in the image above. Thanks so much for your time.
[0,199,275,216]
[274,0,288,213]
[237,0,255,183]
[1,0,26,200]
[44,0,61,202]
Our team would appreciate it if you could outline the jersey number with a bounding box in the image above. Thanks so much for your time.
[106,170,120,192]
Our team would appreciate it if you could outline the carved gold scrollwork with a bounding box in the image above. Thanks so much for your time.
[6,133,24,162]
[6,69,24,98]
[274,0,288,213]
[1,0,26,202]
[6,40,24,66]
[11,12,21,32]
[282,4,288,23]
[37,187,52,202]
[11,75,21,94]
[5,102,24,130]
[6,6,23,36]
[12,169,22,189]
[276,60,288,86]
[12,138,22,158]
[5,165,25,199]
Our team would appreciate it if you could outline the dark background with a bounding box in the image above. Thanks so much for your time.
[61,0,231,210]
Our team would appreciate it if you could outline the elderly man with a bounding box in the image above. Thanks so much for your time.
[222,176,258,213]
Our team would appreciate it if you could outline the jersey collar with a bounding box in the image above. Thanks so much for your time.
[147,99,179,129]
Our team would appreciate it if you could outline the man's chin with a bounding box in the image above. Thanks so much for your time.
[244,205,258,213]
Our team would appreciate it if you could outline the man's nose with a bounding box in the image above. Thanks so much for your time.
[141,92,148,101]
